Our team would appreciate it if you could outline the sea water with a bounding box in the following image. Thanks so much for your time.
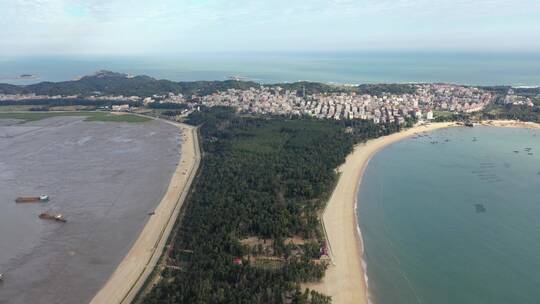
[1,52,540,86]
[357,126,540,304]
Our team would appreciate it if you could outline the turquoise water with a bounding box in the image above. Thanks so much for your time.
[357,126,540,304]
[1,52,540,86]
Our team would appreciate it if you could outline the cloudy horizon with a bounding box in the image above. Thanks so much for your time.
[2,0,540,56]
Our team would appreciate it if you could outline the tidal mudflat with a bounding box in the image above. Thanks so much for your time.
[0,116,181,304]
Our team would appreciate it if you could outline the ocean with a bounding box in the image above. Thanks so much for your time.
[1,52,540,86]
[357,126,540,304]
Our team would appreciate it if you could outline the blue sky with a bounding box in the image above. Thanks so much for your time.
[1,0,540,55]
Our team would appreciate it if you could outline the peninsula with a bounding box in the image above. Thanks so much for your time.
[1,73,539,303]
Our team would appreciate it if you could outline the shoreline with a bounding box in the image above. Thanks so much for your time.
[308,119,540,303]
[90,120,200,304]
[305,122,457,303]
[478,119,540,129]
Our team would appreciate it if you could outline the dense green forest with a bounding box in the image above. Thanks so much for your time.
[0,71,260,97]
[142,107,404,304]
[268,82,417,96]
[432,103,540,123]
[482,104,540,123]
[0,98,142,108]
[148,102,190,109]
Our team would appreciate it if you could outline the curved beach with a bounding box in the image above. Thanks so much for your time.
[306,122,456,304]
[90,121,200,304]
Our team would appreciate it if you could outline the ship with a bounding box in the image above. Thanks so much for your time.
[15,195,49,203]
[39,213,66,222]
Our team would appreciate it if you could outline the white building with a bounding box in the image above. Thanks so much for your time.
[112,104,130,112]
[426,110,434,120]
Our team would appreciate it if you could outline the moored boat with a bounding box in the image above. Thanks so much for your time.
[15,195,49,203]
[39,213,66,222]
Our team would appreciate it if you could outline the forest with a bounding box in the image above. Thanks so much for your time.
[482,104,540,123]
[141,107,404,304]
[0,71,260,97]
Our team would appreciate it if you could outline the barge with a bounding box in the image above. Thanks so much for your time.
[15,195,49,203]
[39,213,66,222]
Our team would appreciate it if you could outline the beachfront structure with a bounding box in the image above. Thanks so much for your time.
[112,104,130,112]
[426,110,434,120]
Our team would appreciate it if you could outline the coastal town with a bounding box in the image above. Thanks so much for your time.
[197,84,495,124]
[0,83,534,124]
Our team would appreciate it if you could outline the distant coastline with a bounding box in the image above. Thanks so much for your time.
[1,52,540,86]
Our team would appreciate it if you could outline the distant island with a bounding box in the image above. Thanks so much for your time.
[0,74,39,81]
[18,74,38,79]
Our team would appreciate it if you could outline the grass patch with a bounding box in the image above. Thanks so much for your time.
[86,112,152,123]
[0,105,37,112]
[0,111,151,123]
[433,110,455,118]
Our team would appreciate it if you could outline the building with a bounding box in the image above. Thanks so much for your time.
[426,110,434,120]
[112,104,130,112]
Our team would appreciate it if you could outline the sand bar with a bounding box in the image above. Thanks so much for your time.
[305,122,456,304]
[90,120,200,304]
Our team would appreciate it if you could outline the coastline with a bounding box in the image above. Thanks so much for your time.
[90,120,200,304]
[305,122,456,304]
[479,119,540,129]
[308,119,540,303]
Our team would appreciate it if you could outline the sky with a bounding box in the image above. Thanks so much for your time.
[1,0,540,56]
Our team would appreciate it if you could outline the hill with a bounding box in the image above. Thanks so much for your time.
[0,71,419,98]
[0,71,260,97]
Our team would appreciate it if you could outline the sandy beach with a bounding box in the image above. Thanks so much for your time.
[479,119,540,129]
[90,121,200,304]
[305,122,456,304]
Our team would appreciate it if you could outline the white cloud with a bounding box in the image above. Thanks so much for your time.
[0,0,539,55]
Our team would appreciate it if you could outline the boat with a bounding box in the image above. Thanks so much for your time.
[15,195,49,203]
[0,273,3,281]
[39,213,66,223]
[474,204,487,213]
